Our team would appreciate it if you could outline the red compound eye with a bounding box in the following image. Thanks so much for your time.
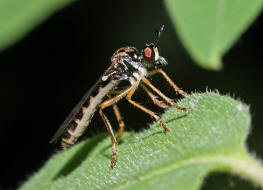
[144,47,152,58]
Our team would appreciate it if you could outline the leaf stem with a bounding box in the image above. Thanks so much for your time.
[225,154,263,188]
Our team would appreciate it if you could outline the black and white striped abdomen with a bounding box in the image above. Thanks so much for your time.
[60,80,117,148]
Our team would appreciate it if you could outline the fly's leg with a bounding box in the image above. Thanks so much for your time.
[142,76,187,112]
[147,69,188,97]
[99,86,132,170]
[126,83,170,134]
[139,83,168,109]
[99,109,117,170]
[108,85,131,96]
[108,87,129,141]
[112,104,125,141]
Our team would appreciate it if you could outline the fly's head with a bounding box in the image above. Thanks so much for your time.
[142,25,168,69]
[106,25,167,82]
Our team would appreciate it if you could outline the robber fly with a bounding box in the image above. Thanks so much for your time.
[50,25,188,170]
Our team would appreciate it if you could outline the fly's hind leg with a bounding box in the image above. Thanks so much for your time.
[99,86,132,170]
[109,87,129,141]
[112,104,125,141]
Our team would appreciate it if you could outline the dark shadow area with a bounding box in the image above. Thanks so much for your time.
[141,131,163,140]
[52,133,107,180]
[99,136,129,160]
[202,172,261,190]
[164,113,188,124]
[99,112,188,157]
[141,113,188,140]
[101,149,112,160]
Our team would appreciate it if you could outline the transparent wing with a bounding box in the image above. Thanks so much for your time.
[49,79,100,143]
[50,65,115,144]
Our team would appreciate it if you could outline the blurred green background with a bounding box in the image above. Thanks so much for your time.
[0,0,262,189]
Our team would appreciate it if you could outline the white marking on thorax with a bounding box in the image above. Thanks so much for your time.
[129,71,144,86]
[102,76,108,81]
[102,71,118,81]
[133,72,141,80]
[129,61,147,76]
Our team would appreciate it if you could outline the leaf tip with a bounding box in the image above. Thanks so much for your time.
[211,57,223,71]
[199,56,223,71]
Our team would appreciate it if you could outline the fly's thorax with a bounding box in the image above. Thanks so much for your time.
[104,46,147,82]
[112,56,147,83]
[128,71,144,85]
[111,46,139,63]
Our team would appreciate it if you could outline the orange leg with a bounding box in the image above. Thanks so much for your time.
[99,86,132,170]
[148,68,188,97]
[112,104,125,141]
[99,109,117,170]
[139,83,168,109]
[126,83,170,134]
[142,76,187,112]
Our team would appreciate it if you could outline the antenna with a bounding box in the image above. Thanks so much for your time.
[154,25,165,45]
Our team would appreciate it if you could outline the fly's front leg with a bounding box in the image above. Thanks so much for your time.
[139,83,168,109]
[148,69,188,97]
[99,86,132,170]
[126,83,170,134]
[112,104,125,141]
[142,76,187,112]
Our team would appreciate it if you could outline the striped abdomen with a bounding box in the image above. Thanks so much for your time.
[61,81,117,148]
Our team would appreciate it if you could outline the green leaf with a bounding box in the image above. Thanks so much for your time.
[164,0,263,70]
[0,0,74,51]
[19,93,263,190]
